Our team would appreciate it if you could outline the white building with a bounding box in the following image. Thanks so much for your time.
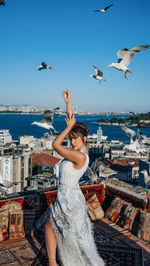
[97,126,107,143]
[19,136,37,149]
[25,174,58,190]
[32,133,69,152]
[0,130,12,145]
[87,127,107,148]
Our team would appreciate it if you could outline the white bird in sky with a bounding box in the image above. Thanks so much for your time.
[128,110,136,116]
[0,0,6,6]
[90,65,105,84]
[108,44,150,79]
[121,125,137,143]
[94,4,113,13]
[123,140,146,154]
[38,62,53,71]
[121,125,147,154]
[32,107,59,133]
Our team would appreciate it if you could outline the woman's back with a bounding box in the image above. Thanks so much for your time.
[59,149,89,187]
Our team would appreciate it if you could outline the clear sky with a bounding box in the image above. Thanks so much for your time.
[0,0,150,112]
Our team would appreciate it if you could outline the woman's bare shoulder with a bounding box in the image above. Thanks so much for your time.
[72,151,87,169]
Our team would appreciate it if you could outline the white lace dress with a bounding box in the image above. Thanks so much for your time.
[49,148,104,266]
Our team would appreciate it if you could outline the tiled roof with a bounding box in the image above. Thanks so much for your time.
[32,152,60,166]
[108,158,139,168]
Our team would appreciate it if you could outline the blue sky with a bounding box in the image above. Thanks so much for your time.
[0,0,150,112]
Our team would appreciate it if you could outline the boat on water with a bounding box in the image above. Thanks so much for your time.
[0,179,150,265]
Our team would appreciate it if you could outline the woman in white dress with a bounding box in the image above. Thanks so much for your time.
[45,88,104,266]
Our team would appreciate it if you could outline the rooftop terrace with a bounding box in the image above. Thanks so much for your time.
[0,181,150,265]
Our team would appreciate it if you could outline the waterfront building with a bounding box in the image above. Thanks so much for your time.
[87,126,107,148]
[0,130,12,146]
[87,127,108,164]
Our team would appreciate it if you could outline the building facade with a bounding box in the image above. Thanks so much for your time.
[0,152,32,194]
[25,174,58,190]
[0,130,12,146]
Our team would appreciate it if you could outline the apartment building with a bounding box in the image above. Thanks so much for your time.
[0,152,32,194]
[0,130,12,145]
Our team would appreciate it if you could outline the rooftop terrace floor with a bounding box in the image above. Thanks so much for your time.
[0,217,150,266]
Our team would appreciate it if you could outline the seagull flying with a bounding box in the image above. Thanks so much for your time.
[91,157,116,178]
[0,180,19,189]
[0,0,6,6]
[87,166,98,184]
[90,65,105,84]
[32,107,59,132]
[128,110,136,116]
[121,125,146,153]
[94,4,113,13]
[38,62,53,71]
[139,132,150,145]
[108,44,150,79]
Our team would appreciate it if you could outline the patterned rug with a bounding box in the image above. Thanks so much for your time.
[97,245,143,266]
[0,219,148,266]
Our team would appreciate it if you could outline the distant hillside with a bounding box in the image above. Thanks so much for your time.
[127,112,150,124]
[98,112,150,127]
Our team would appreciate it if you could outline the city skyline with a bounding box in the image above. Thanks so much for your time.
[0,0,150,112]
[1,102,149,114]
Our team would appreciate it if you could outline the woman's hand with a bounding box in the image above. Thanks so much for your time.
[65,113,76,130]
[62,88,71,103]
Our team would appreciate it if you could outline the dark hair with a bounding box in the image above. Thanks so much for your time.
[69,122,89,143]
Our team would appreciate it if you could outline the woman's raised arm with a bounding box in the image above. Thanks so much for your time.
[62,88,73,118]
[52,114,85,166]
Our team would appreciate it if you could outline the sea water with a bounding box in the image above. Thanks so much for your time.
[0,114,150,142]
